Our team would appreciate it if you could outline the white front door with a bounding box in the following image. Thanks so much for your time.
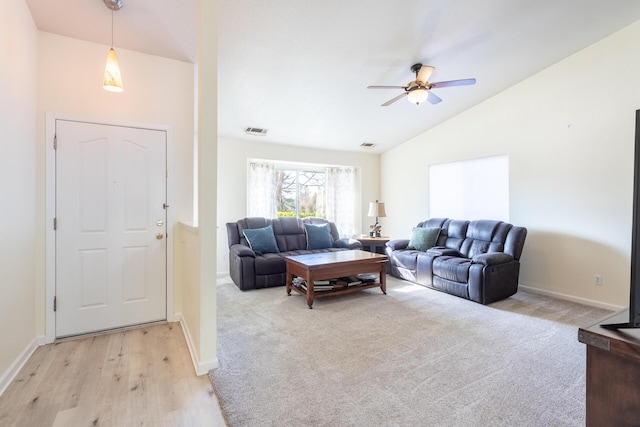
[55,120,167,338]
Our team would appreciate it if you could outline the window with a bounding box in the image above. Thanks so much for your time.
[429,154,509,221]
[248,160,357,237]
[275,167,326,218]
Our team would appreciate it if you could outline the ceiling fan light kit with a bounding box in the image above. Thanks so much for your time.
[407,88,428,105]
[367,63,476,107]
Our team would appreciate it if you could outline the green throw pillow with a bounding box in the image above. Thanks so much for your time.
[406,227,440,251]
[243,225,280,255]
[305,223,333,250]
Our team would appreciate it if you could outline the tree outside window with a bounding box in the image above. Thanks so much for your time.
[276,168,326,218]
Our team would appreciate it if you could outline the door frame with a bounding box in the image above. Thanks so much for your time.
[45,113,175,343]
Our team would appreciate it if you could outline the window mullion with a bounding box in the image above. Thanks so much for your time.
[295,169,300,218]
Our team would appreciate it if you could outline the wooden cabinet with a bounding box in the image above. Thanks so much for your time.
[578,309,640,426]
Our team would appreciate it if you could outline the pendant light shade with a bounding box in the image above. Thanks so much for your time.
[103,48,124,92]
[103,0,124,92]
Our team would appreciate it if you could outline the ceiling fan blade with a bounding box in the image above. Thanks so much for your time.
[430,78,476,88]
[367,85,408,89]
[427,91,442,104]
[416,65,435,85]
[381,92,408,106]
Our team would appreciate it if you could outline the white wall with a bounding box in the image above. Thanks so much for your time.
[0,0,38,385]
[381,20,640,309]
[217,137,380,273]
[35,33,196,332]
[174,222,205,371]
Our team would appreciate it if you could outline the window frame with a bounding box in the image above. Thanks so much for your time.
[274,164,327,219]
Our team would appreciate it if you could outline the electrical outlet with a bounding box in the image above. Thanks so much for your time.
[594,275,603,286]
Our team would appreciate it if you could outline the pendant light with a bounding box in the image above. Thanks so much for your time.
[103,0,124,92]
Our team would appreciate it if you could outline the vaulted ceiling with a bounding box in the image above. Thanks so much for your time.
[26,0,640,153]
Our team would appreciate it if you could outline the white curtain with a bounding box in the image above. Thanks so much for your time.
[247,161,277,217]
[326,166,356,237]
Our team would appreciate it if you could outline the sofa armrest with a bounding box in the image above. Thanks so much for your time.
[386,239,409,250]
[334,238,363,250]
[471,252,514,266]
[427,247,461,257]
[230,244,255,258]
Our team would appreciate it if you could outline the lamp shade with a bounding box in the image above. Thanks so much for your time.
[103,48,124,92]
[367,201,386,218]
[407,88,428,105]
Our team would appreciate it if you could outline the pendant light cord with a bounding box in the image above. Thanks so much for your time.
[111,9,114,48]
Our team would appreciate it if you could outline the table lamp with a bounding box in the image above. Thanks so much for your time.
[367,200,386,237]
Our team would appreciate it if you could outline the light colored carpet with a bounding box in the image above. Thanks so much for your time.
[210,275,610,427]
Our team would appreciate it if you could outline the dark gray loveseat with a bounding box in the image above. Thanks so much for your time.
[386,218,527,304]
[226,217,362,290]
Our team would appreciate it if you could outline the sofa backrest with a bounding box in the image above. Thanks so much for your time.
[226,217,340,252]
[417,218,527,260]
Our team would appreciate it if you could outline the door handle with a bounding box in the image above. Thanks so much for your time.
[156,233,164,240]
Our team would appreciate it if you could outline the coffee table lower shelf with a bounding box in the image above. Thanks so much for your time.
[284,250,388,309]
[288,282,385,302]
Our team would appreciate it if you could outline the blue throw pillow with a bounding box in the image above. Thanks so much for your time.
[305,223,333,250]
[243,225,280,255]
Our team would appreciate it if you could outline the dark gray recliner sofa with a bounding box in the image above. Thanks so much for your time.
[386,218,527,304]
[226,217,362,290]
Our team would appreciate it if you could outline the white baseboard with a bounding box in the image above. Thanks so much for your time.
[519,285,624,311]
[0,336,45,397]
[197,357,219,375]
[175,313,219,376]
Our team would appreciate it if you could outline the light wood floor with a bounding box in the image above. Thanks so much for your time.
[0,323,227,427]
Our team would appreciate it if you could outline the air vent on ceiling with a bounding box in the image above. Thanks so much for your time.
[245,127,268,136]
[360,142,376,149]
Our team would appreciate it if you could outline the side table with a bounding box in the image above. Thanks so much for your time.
[357,235,390,254]
[578,308,640,426]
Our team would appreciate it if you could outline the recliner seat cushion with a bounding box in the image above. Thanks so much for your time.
[254,253,288,275]
[389,249,421,270]
[432,256,471,283]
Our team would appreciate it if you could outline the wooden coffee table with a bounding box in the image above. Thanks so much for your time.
[285,250,388,308]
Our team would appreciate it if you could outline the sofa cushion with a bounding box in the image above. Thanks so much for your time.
[243,225,280,255]
[304,223,333,250]
[389,249,420,270]
[407,227,440,251]
[254,253,287,275]
[460,219,502,258]
[272,217,307,251]
[432,256,471,283]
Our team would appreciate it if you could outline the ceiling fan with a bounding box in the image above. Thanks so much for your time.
[367,63,476,106]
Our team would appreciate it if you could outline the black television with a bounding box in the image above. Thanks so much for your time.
[603,109,640,330]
